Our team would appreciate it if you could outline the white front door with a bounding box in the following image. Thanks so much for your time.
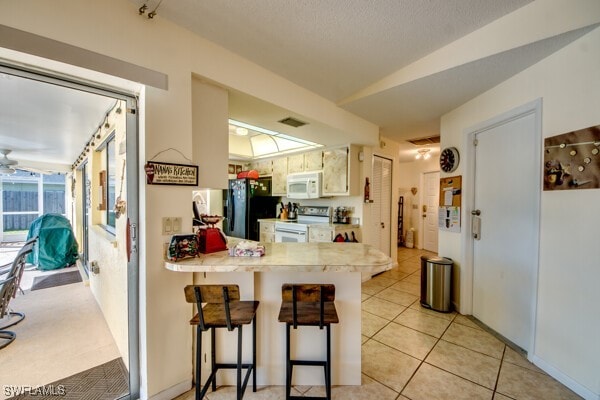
[472,103,540,352]
[422,171,440,252]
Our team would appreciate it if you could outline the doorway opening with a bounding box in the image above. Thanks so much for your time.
[421,170,440,253]
[0,61,139,399]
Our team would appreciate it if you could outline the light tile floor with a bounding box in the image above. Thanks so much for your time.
[175,247,581,400]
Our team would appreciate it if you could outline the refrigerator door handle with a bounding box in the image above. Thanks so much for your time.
[229,188,235,232]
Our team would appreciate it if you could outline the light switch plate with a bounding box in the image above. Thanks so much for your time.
[162,217,172,235]
[172,217,182,233]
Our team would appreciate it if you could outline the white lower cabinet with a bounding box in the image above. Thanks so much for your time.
[309,227,334,242]
[259,220,276,243]
[308,225,361,243]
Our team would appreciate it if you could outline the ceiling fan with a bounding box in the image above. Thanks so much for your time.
[0,148,54,175]
[0,149,18,174]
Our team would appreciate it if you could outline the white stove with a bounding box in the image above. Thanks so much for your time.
[274,206,331,243]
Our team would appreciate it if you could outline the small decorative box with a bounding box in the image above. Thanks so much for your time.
[167,234,199,261]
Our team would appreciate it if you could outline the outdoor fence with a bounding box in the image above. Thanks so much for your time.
[2,190,65,232]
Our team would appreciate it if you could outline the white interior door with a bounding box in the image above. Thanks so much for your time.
[422,171,440,252]
[472,106,540,352]
[371,156,392,256]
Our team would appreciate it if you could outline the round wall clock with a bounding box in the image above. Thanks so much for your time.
[440,147,460,173]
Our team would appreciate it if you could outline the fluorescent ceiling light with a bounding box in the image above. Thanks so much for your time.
[235,127,248,136]
[228,119,322,159]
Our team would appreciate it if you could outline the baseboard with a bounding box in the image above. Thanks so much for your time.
[146,380,191,400]
[531,355,599,400]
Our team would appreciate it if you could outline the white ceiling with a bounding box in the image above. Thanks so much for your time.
[0,1,596,169]
[146,0,594,157]
[0,71,115,172]
[153,0,532,102]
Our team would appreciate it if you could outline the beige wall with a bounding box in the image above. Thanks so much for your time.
[70,101,130,366]
[440,26,600,398]
[0,2,379,398]
[192,78,229,190]
[89,104,129,367]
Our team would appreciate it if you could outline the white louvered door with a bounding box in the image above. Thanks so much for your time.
[371,155,392,256]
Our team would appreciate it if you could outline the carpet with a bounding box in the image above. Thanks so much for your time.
[7,358,129,400]
[30,270,82,291]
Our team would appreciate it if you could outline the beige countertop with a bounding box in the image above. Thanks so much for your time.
[258,218,360,229]
[164,239,391,273]
[309,223,360,229]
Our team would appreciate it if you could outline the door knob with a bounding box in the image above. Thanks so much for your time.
[471,209,481,216]
[380,222,385,228]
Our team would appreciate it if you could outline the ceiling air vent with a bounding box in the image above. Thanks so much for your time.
[407,136,440,146]
[278,117,307,128]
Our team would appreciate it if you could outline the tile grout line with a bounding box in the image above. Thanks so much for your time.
[361,253,506,399]
[396,312,456,397]
[492,345,510,399]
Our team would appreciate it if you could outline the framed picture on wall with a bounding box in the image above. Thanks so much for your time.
[236,165,243,174]
[228,164,235,174]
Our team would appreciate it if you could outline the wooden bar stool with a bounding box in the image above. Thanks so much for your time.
[184,285,259,400]
[278,284,339,400]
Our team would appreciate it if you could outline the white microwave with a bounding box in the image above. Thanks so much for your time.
[286,171,322,199]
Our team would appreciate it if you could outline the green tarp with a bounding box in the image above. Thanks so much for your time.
[26,214,79,271]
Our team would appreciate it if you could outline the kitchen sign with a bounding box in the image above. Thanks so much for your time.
[144,161,198,186]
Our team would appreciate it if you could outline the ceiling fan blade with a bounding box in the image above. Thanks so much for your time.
[0,149,18,165]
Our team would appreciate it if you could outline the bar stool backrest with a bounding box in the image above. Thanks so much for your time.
[184,284,241,331]
[184,284,241,303]
[281,284,335,302]
[281,284,335,329]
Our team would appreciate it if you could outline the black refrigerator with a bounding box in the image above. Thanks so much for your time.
[224,178,280,241]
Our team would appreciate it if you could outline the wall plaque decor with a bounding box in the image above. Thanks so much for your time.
[544,124,600,191]
[144,161,198,186]
[98,170,107,210]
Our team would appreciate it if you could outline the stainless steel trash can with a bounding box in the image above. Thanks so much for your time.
[420,256,453,312]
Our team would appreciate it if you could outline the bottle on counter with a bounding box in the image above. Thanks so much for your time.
[341,207,348,224]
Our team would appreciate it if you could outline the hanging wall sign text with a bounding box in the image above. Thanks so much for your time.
[144,161,198,186]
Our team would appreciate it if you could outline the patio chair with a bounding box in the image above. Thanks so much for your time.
[0,237,37,296]
[0,241,35,342]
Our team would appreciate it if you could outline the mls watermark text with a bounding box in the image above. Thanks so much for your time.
[3,385,66,397]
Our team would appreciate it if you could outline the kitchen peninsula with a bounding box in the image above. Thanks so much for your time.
[165,240,392,386]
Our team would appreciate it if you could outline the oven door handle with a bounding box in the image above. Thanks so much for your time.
[276,228,306,235]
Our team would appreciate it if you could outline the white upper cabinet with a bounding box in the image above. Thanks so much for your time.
[243,144,359,197]
[271,157,288,195]
[287,153,305,174]
[288,150,323,174]
[303,150,323,171]
[251,159,272,176]
[322,145,360,196]
[323,147,348,195]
